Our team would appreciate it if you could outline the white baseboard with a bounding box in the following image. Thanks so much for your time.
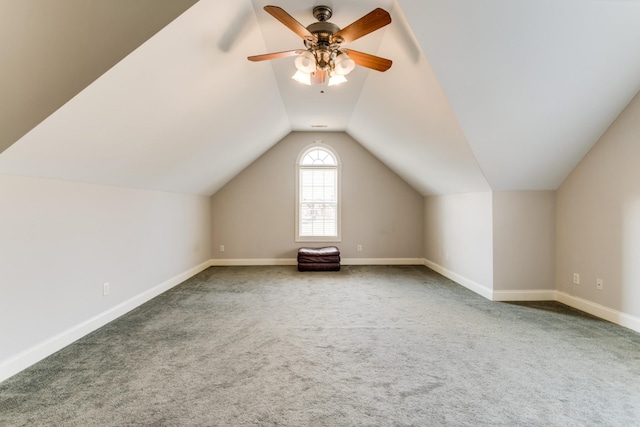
[422,259,640,334]
[492,289,558,301]
[557,292,640,334]
[209,258,424,266]
[210,258,297,266]
[422,259,494,300]
[0,259,212,384]
[4,260,638,384]
[342,258,424,265]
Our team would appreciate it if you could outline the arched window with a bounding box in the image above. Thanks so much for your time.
[296,144,341,242]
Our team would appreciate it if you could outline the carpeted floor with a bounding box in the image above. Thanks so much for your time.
[1,265,639,426]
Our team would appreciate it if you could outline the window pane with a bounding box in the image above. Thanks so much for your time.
[301,149,336,166]
[300,202,337,236]
[301,169,336,202]
[297,146,339,240]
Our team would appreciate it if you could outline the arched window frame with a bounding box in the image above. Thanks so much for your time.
[295,143,342,242]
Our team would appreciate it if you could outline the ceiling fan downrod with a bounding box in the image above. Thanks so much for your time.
[312,5,332,22]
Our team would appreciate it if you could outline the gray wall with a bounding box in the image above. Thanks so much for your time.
[423,192,494,294]
[493,191,556,291]
[211,132,424,260]
[557,90,640,318]
[0,174,211,377]
[424,190,557,296]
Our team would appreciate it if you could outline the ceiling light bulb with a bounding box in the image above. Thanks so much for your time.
[292,69,312,85]
[328,74,348,86]
[334,53,356,76]
[295,51,317,73]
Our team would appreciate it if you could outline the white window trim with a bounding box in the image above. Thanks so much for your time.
[295,143,342,243]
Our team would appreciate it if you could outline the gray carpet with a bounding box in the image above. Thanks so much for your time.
[1,265,639,426]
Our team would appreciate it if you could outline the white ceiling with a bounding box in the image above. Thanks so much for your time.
[400,0,640,191]
[1,0,639,196]
[0,0,198,154]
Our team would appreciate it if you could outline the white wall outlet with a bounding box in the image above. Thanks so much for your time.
[219,245,225,252]
[357,244,362,252]
[103,282,110,296]
[573,273,580,285]
[596,278,603,290]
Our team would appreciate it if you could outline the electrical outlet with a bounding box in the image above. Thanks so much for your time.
[596,278,603,291]
[220,245,225,252]
[573,273,580,285]
[103,283,110,296]
[357,244,362,252]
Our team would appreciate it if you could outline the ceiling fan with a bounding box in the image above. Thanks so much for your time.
[248,5,392,86]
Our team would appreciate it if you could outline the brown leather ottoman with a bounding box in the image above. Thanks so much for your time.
[297,246,341,271]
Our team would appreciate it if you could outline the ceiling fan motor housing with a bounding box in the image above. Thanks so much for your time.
[308,5,343,47]
[305,21,341,71]
[306,22,340,43]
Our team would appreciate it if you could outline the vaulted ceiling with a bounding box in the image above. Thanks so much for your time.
[1,0,640,196]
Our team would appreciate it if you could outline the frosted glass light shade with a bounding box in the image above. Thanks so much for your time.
[328,74,347,86]
[334,53,355,76]
[292,69,312,85]
[295,51,317,73]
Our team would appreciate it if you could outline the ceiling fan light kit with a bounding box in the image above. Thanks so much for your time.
[292,69,312,85]
[248,5,392,87]
[334,53,356,76]
[292,49,354,87]
[295,50,317,74]
[328,74,347,87]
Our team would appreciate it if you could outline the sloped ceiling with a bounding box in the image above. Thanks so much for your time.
[399,0,640,191]
[0,0,290,195]
[0,0,198,154]
[1,0,640,196]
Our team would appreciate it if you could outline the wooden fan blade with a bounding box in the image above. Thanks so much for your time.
[342,49,392,72]
[264,5,314,40]
[332,8,391,44]
[311,69,327,84]
[248,50,302,62]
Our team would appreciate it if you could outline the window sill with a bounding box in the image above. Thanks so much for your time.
[295,237,342,243]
